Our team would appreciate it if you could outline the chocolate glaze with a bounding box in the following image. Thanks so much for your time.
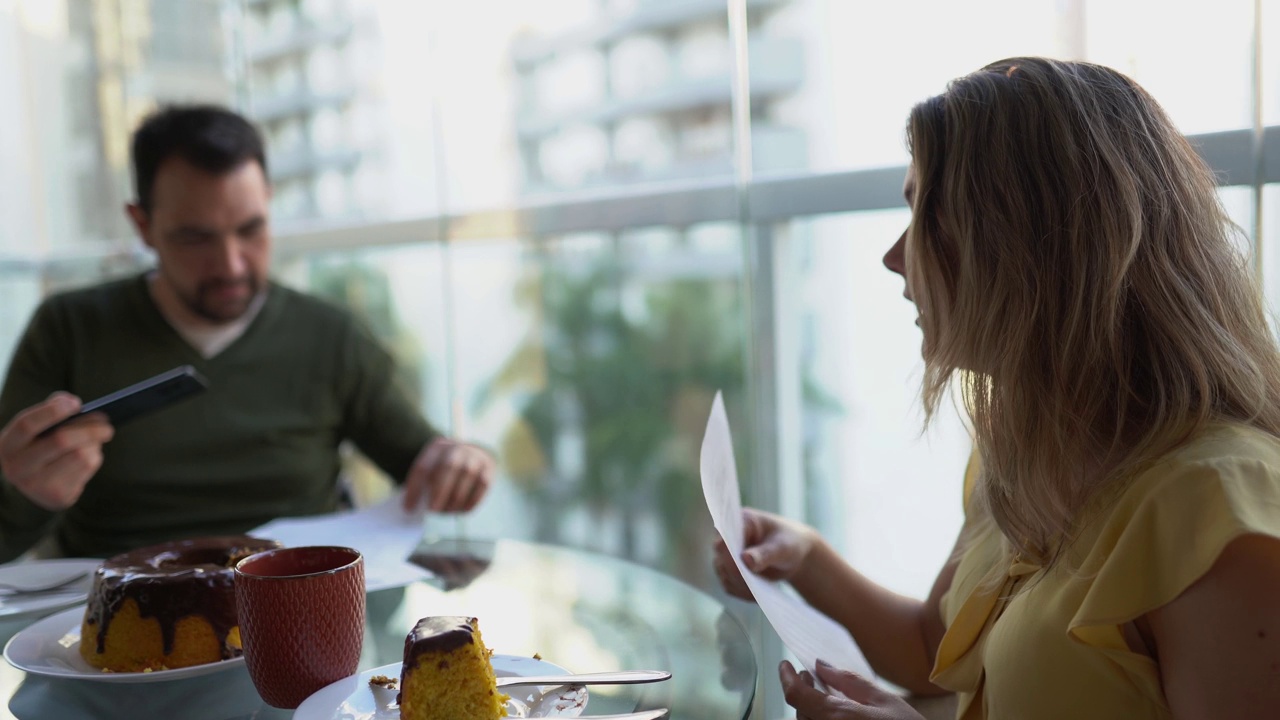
[403,616,478,669]
[85,535,280,657]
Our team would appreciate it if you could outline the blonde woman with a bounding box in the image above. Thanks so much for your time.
[714,57,1280,720]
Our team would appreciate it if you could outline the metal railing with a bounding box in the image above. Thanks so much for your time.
[2,125,1272,273]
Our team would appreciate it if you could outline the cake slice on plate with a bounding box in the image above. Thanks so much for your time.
[398,616,509,720]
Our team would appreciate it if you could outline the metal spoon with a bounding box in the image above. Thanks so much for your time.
[496,670,671,687]
[501,707,670,712]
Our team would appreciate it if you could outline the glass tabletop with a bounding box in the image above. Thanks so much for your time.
[0,538,756,719]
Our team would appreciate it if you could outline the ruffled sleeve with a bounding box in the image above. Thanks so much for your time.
[1068,437,1280,649]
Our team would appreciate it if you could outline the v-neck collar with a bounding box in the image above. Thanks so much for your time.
[127,273,280,363]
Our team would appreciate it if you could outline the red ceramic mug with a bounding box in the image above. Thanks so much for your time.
[234,546,365,709]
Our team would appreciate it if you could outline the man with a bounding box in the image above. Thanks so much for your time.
[0,106,494,562]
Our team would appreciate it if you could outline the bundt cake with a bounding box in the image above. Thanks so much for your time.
[398,616,508,719]
[80,535,280,672]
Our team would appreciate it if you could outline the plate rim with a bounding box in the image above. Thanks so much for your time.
[0,557,101,577]
[294,654,590,719]
[0,559,100,620]
[3,604,246,683]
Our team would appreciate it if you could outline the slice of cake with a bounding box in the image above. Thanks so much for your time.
[399,616,509,720]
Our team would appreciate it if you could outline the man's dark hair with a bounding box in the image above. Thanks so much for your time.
[131,105,267,212]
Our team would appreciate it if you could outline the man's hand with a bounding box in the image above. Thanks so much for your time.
[0,393,114,511]
[781,660,926,720]
[402,437,495,513]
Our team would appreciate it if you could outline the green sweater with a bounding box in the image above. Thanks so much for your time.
[0,275,438,561]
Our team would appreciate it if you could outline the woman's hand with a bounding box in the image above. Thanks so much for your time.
[712,507,821,601]
[781,660,927,720]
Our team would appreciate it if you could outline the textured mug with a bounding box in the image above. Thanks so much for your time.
[234,546,365,709]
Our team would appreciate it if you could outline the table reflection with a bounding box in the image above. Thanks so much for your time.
[407,538,494,591]
[0,538,756,720]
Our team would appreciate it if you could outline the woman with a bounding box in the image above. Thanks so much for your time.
[714,57,1280,719]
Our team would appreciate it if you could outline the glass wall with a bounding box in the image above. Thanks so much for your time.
[272,224,755,594]
[746,0,1259,179]
[0,268,41,365]
[0,1,1276,717]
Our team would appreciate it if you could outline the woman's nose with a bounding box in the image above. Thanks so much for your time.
[883,232,906,275]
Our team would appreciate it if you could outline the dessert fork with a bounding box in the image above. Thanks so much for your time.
[497,669,671,687]
[504,707,670,712]
[0,570,90,595]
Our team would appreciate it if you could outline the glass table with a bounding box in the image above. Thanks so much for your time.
[0,538,757,719]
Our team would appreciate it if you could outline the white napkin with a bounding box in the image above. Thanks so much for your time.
[249,494,433,592]
[700,391,874,681]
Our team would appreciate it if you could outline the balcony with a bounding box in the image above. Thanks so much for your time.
[517,37,803,140]
[511,0,791,68]
[247,21,354,65]
[270,147,363,183]
[250,85,358,123]
[523,123,807,194]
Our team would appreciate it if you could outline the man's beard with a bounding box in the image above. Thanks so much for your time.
[183,275,261,323]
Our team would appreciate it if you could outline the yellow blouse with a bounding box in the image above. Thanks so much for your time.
[931,423,1280,720]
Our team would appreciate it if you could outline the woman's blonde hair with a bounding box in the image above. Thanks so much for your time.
[907,57,1280,566]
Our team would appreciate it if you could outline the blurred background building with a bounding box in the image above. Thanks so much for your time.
[511,0,806,193]
[243,0,387,222]
[0,0,231,256]
[0,0,1275,716]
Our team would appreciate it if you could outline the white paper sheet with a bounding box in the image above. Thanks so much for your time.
[700,392,873,680]
[249,494,434,592]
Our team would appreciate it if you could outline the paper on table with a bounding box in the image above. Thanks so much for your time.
[700,392,873,681]
[249,494,433,592]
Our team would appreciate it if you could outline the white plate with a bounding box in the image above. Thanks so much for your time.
[0,559,99,620]
[3,605,245,682]
[295,655,590,719]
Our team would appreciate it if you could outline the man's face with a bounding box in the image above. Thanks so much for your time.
[127,157,271,324]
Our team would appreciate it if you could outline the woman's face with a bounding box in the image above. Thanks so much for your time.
[883,165,920,327]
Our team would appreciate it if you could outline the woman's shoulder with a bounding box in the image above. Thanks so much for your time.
[1082,421,1280,571]
[1064,421,1280,647]
[1133,421,1280,492]
[1163,421,1280,463]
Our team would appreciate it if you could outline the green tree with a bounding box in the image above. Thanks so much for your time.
[477,251,753,586]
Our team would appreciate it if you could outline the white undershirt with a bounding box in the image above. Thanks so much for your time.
[148,273,267,359]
